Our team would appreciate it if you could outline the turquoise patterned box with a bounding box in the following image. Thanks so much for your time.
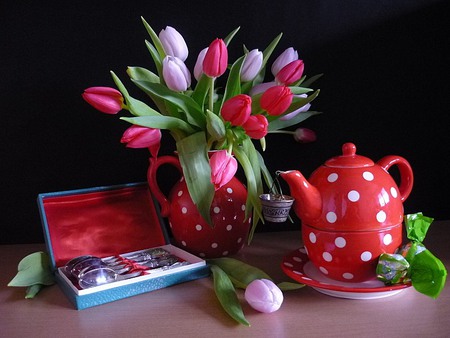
[37,182,209,310]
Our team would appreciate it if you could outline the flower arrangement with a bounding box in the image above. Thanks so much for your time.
[82,17,321,239]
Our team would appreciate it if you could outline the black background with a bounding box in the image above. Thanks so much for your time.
[2,0,449,244]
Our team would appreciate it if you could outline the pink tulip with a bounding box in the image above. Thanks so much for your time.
[120,125,161,157]
[260,85,293,116]
[249,81,276,96]
[82,87,123,114]
[271,47,298,77]
[275,59,304,85]
[220,94,252,126]
[203,39,228,78]
[162,55,191,92]
[159,26,189,61]
[293,127,317,143]
[194,47,208,81]
[242,115,268,139]
[244,279,284,313]
[241,49,263,82]
[210,150,238,191]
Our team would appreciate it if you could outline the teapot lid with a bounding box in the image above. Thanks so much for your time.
[325,143,374,168]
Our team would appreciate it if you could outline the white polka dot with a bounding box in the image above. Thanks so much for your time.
[181,241,187,246]
[211,243,218,248]
[326,212,337,223]
[390,187,398,198]
[177,190,183,197]
[376,210,387,223]
[319,267,328,275]
[195,224,202,231]
[241,204,246,211]
[309,232,317,243]
[363,171,374,181]
[361,251,372,261]
[181,207,188,214]
[383,234,393,245]
[293,256,302,263]
[226,224,233,231]
[335,237,346,248]
[237,237,242,243]
[343,273,354,280]
[327,173,338,182]
[348,190,360,202]
[227,187,233,194]
[213,207,220,214]
[299,248,307,254]
[322,252,333,262]
[222,251,229,256]
[284,262,294,268]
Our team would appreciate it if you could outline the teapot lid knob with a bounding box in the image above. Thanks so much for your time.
[325,142,374,168]
[342,143,356,156]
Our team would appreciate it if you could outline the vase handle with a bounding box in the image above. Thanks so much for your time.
[148,156,182,217]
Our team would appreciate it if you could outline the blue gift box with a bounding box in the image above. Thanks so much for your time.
[37,182,209,310]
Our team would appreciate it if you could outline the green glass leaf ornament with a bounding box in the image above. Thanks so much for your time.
[8,251,55,298]
[210,265,250,326]
[405,212,434,243]
[176,132,215,226]
[410,249,447,299]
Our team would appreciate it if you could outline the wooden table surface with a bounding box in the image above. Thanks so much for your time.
[1,221,449,338]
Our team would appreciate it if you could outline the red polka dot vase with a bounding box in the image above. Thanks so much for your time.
[148,155,250,258]
[280,143,414,282]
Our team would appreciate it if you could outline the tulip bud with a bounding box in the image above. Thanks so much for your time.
[210,150,238,190]
[244,279,283,313]
[275,59,304,85]
[242,115,268,139]
[159,26,189,61]
[271,47,298,77]
[220,94,252,126]
[203,38,228,78]
[293,127,317,143]
[241,49,263,82]
[260,85,293,116]
[120,125,161,157]
[162,55,191,92]
[194,47,208,81]
[82,87,124,114]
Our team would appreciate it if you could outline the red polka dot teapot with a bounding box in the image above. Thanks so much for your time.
[280,143,414,282]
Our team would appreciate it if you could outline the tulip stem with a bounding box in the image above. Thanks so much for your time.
[208,77,215,113]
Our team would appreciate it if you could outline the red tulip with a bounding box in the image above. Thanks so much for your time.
[120,125,161,157]
[275,60,304,85]
[82,87,123,114]
[220,94,252,126]
[260,85,293,116]
[242,115,268,139]
[293,127,317,143]
[271,47,298,77]
[202,39,228,78]
[210,150,238,190]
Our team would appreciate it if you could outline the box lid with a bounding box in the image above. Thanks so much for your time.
[38,182,169,269]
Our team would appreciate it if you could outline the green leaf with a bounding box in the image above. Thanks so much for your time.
[141,17,166,60]
[121,115,196,134]
[210,265,250,326]
[8,252,55,298]
[191,73,211,108]
[289,87,314,95]
[208,258,271,289]
[277,282,306,291]
[127,66,159,83]
[206,109,226,142]
[176,132,215,225]
[261,33,283,69]
[268,110,322,131]
[301,73,323,88]
[221,55,245,106]
[131,80,206,129]
[223,27,241,46]
[144,40,163,79]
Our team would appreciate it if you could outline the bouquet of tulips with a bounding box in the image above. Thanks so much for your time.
[82,17,321,240]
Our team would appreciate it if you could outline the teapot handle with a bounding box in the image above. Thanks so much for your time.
[147,156,182,217]
[377,155,414,202]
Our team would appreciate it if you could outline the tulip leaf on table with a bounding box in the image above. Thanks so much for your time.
[8,251,55,298]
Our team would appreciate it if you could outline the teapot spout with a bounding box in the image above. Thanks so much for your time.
[279,170,322,223]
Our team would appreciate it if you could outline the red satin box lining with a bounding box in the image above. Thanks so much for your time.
[38,183,168,269]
